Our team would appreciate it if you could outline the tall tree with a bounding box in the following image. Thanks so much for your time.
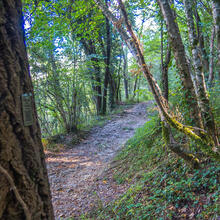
[0,0,54,219]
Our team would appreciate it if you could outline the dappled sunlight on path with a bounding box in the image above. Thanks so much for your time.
[46,102,152,219]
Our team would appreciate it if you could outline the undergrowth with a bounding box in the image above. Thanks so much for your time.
[43,102,137,152]
[83,116,220,219]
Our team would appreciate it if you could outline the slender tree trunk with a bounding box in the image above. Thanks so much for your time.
[133,75,138,99]
[102,76,108,114]
[116,52,122,104]
[122,48,129,99]
[158,0,203,128]
[194,4,210,75]
[69,47,78,132]
[162,43,171,101]
[209,25,216,86]
[161,21,164,94]
[102,8,112,115]
[49,49,69,132]
[0,0,54,219]
[161,21,171,102]
[213,0,220,79]
[109,73,116,109]
[116,74,121,104]
[137,77,141,103]
[69,88,78,132]
[93,63,102,115]
[184,0,219,146]
[79,38,102,115]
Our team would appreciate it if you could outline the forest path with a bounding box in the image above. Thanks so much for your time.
[46,102,151,219]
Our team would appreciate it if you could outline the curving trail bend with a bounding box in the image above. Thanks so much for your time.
[46,102,151,219]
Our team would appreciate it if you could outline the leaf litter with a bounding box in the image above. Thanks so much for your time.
[46,102,152,219]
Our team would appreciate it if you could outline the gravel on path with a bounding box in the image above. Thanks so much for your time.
[46,102,152,219]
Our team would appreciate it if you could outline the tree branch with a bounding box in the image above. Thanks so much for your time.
[0,165,31,220]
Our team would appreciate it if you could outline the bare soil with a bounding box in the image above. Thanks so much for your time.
[46,102,152,219]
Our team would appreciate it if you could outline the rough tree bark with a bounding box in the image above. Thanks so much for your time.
[0,0,54,219]
[184,0,219,146]
[93,0,219,163]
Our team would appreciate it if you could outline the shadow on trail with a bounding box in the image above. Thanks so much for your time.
[46,102,152,219]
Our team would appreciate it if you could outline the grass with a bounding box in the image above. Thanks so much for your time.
[82,115,220,219]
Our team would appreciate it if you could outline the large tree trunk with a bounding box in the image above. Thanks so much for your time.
[184,0,219,146]
[0,0,54,219]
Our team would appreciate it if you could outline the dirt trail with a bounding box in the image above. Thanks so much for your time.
[46,102,151,219]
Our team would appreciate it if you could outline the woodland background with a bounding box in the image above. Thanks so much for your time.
[0,0,219,219]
